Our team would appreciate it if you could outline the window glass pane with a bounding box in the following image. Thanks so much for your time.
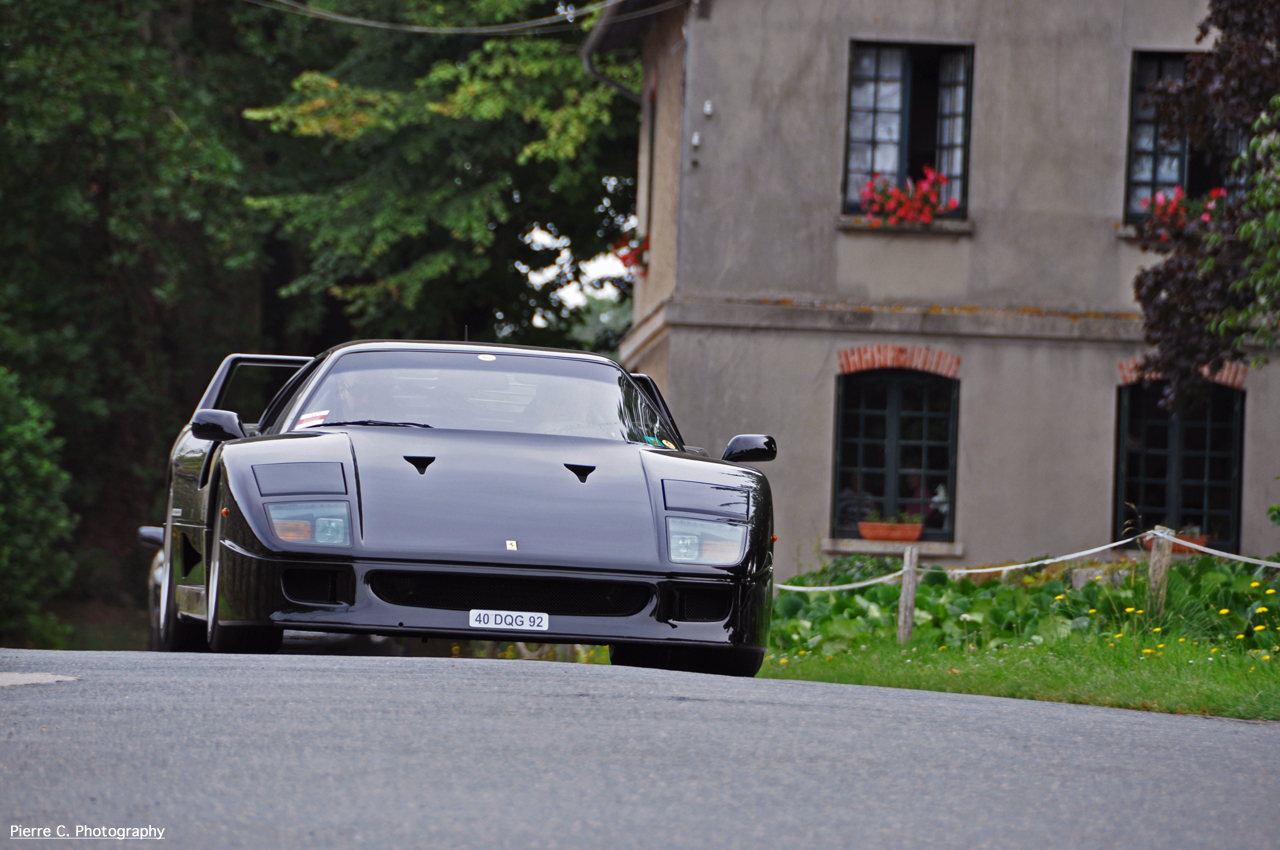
[1127,53,1189,224]
[876,81,902,110]
[848,142,872,171]
[1130,153,1153,182]
[874,116,900,142]
[1157,153,1182,182]
[851,82,876,109]
[879,49,904,78]
[849,111,874,140]
[853,48,877,77]
[873,144,899,174]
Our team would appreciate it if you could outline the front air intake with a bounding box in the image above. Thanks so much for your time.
[282,568,344,605]
[672,586,733,622]
[368,572,653,618]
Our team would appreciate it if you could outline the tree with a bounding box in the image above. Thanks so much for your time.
[0,0,351,598]
[0,367,75,640]
[1133,0,1280,408]
[242,1,639,343]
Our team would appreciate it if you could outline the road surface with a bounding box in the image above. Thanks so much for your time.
[2,649,1275,848]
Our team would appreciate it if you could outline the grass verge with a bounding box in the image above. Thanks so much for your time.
[760,637,1280,720]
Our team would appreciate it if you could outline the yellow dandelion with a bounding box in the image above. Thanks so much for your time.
[1265,656,1273,661]
[780,657,788,664]
[1108,642,1115,647]
[1142,648,1154,654]
[1268,589,1276,595]
[1088,609,1097,614]
[1211,648,1219,653]
[1258,607,1269,613]
[1237,634,1246,640]
[1255,625,1267,632]
[1137,609,1144,614]
[1219,608,1230,615]
[1115,633,1124,638]
[1252,582,1261,588]
[938,646,947,651]
[1153,627,1162,633]
[1179,637,1186,642]
[1125,607,1135,613]
[1158,644,1165,648]
[1054,594,1064,600]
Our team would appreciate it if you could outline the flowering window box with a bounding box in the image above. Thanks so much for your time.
[857,521,924,542]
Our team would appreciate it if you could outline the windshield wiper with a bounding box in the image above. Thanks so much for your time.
[318,420,433,429]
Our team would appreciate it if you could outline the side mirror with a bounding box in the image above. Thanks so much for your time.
[137,526,164,550]
[191,408,245,442]
[722,434,777,463]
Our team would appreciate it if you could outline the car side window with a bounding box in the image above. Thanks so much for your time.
[260,357,324,434]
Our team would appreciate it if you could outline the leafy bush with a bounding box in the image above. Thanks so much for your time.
[773,554,1280,655]
[0,368,76,641]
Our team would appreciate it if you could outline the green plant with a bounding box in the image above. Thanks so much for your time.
[0,368,76,643]
[771,554,1280,656]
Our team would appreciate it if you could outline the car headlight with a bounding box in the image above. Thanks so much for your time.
[265,502,352,546]
[666,517,747,565]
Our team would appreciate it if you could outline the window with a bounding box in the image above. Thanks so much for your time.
[832,369,959,541]
[843,43,973,215]
[1114,382,1244,550]
[1124,53,1230,223]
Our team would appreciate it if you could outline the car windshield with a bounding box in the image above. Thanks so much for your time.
[289,350,681,447]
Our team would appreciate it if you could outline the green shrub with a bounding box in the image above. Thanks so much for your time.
[772,554,1280,656]
[0,367,76,641]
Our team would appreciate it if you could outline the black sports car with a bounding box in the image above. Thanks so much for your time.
[140,341,775,675]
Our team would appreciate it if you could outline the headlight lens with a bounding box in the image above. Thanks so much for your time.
[666,518,747,565]
[266,502,352,546]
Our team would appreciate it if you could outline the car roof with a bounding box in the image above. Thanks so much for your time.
[317,340,622,368]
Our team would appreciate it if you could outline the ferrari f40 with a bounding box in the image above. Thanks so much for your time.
[140,341,775,675]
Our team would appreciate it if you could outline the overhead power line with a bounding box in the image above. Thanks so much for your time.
[240,0,651,36]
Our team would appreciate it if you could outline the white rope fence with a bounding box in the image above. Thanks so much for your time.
[776,528,1280,593]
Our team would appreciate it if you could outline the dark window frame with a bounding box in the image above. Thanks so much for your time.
[1113,382,1245,552]
[841,41,974,219]
[831,369,960,542]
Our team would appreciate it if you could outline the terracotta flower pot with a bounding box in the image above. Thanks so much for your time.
[857,522,923,542]
[1142,534,1210,555]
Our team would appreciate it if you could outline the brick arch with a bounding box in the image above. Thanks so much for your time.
[1117,356,1247,390]
[838,344,961,379]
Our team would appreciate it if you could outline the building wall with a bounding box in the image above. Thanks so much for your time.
[622,0,1280,581]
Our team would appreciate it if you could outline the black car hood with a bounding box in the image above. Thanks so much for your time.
[349,428,661,569]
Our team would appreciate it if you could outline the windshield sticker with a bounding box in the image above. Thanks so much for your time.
[661,439,677,450]
[643,436,662,447]
[297,410,330,429]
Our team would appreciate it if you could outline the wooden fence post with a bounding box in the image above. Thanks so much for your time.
[1149,525,1174,618]
[897,545,919,645]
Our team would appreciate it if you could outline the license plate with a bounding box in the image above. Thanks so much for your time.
[468,609,549,631]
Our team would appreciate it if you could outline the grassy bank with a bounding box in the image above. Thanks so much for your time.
[761,635,1280,720]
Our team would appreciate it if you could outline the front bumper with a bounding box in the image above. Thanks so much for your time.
[215,542,772,648]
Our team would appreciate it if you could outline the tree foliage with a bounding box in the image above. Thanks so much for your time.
[243,1,639,342]
[0,367,75,638]
[1135,0,1280,407]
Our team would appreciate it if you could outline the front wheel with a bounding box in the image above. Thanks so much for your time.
[206,490,282,655]
[609,644,764,677]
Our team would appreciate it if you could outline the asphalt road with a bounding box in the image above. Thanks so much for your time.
[2,649,1276,849]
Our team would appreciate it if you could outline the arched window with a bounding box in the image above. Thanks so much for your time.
[1115,382,1244,550]
[832,369,959,541]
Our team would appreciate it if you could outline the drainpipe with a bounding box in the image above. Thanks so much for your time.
[580,2,643,105]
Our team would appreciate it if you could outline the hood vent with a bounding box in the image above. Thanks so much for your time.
[404,456,435,475]
[564,463,595,483]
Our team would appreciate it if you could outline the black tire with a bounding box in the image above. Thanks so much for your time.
[609,644,764,677]
[158,539,206,653]
[206,490,282,655]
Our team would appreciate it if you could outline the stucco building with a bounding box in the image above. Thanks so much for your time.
[594,0,1280,581]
